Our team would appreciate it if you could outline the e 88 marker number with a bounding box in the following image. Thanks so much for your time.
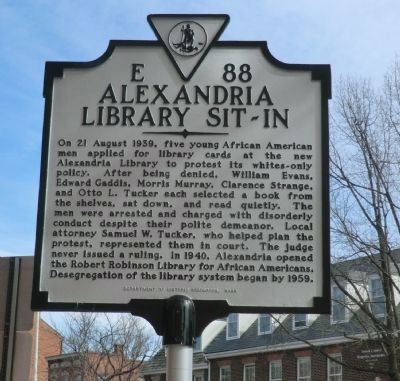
[222,64,252,82]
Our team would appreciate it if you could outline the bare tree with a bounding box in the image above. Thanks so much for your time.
[58,312,160,381]
[329,60,400,380]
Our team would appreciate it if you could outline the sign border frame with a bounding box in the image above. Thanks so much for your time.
[31,32,331,336]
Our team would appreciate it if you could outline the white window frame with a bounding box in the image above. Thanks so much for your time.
[331,285,347,323]
[243,363,255,381]
[226,313,239,340]
[293,314,308,330]
[258,313,272,335]
[327,353,342,381]
[369,276,386,317]
[297,357,311,381]
[220,366,231,381]
[269,360,282,381]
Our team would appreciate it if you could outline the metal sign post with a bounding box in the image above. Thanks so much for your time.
[163,296,195,381]
[32,13,331,381]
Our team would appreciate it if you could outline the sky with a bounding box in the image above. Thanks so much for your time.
[1,0,400,258]
[1,0,400,331]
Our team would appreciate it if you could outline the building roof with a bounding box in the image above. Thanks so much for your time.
[142,349,207,375]
[144,251,399,372]
[204,312,371,356]
[143,310,376,372]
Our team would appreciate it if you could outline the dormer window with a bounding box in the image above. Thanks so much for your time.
[193,336,202,352]
[226,313,239,339]
[258,314,272,335]
[331,285,346,323]
[370,277,386,316]
[293,314,308,330]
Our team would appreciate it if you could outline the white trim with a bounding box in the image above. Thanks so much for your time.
[293,314,308,330]
[219,365,231,381]
[269,360,282,381]
[205,336,356,360]
[369,275,386,317]
[194,336,202,352]
[226,313,240,340]
[142,362,208,375]
[327,353,342,381]
[331,285,348,324]
[297,356,311,381]
[206,345,267,360]
[145,334,361,376]
[243,363,255,381]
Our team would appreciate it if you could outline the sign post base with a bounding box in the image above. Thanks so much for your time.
[166,345,193,381]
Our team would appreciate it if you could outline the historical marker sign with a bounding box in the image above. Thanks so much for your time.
[32,15,331,327]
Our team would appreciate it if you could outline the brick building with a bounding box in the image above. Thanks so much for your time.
[204,313,389,381]
[144,313,390,381]
[143,254,398,381]
[34,317,63,381]
[0,256,63,380]
[47,351,144,381]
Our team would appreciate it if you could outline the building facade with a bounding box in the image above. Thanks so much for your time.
[48,350,144,381]
[205,313,389,381]
[34,317,63,381]
[144,313,390,381]
[143,254,399,381]
[0,256,63,380]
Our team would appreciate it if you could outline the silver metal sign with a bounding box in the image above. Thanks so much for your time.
[32,15,331,328]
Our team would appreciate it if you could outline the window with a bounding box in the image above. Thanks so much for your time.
[332,285,346,323]
[370,277,386,316]
[328,353,342,381]
[243,364,255,381]
[297,357,311,381]
[270,360,282,381]
[193,336,202,352]
[227,313,239,339]
[220,366,231,381]
[258,314,271,334]
[293,314,308,329]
